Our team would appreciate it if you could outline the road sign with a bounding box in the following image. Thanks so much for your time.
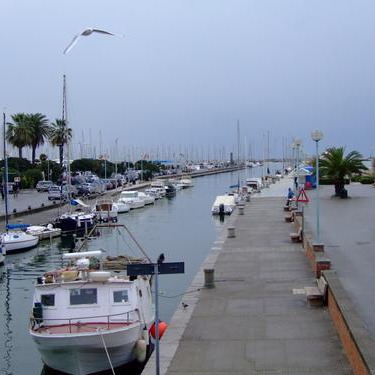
[296,188,309,203]
[126,262,185,276]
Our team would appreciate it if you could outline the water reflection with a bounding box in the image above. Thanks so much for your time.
[2,269,12,375]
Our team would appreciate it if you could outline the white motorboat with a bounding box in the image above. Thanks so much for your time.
[177,176,194,189]
[113,201,130,213]
[246,177,263,192]
[93,198,118,223]
[26,224,62,240]
[1,228,39,254]
[145,187,165,199]
[137,191,155,205]
[118,191,145,209]
[29,250,154,375]
[211,195,236,215]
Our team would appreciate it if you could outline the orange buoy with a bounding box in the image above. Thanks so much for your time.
[150,321,168,339]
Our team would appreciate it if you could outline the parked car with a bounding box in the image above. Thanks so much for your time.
[77,182,102,196]
[36,180,54,192]
[48,185,77,200]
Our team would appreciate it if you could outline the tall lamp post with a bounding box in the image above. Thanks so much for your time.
[311,130,323,243]
[294,138,301,193]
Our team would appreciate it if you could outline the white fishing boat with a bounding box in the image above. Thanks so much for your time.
[211,195,236,215]
[29,249,154,375]
[118,191,145,209]
[26,224,62,240]
[93,198,118,223]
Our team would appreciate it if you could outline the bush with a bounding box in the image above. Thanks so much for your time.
[22,169,43,188]
[358,176,374,184]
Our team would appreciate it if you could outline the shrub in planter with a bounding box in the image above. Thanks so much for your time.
[359,176,374,184]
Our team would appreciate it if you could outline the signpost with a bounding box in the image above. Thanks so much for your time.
[127,255,185,375]
[295,187,309,248]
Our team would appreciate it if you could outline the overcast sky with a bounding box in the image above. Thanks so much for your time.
[1,0,375,161]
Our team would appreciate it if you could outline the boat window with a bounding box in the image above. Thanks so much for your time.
[41,294,55,306]
[113,290,129,303]
[70,288,97,305]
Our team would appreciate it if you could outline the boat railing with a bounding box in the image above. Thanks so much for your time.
[30,308,140,332]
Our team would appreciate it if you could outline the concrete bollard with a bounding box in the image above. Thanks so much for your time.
[228,227,236,238]
[238,205,244,215]
[204,269,215,288]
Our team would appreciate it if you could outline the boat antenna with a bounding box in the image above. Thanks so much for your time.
[3,112,9,229]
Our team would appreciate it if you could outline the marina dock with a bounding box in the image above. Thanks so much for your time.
[143,177,374,374]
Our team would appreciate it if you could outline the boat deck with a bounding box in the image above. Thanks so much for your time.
[34,322,132,334]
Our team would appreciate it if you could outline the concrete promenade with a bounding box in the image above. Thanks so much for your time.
[143,178,353,374]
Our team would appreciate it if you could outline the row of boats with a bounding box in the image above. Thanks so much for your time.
[0,176,194,263]
[1,176,195,374]
[211,177,265,215]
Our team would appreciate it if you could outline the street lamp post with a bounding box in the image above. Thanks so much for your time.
[294,138,301,194]
[311,130,323,243]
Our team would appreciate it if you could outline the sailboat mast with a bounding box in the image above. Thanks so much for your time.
[3,112,9,228]
[237,120,240,191]
[62,74,72,202]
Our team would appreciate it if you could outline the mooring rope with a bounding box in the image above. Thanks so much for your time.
[98,329,116,375]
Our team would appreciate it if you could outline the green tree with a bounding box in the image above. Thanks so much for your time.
[49,119,72,166]
[6,113,33,158]
[320,147,368,197]
[28,113,50,164]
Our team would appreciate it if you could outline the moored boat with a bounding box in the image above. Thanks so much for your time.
[113,200,130,213]
[211,195,236,215]
[93,198,118,222]
[165,182,177,198]
[29,249,154,375]
[54,199,97,235]
[26,224,62,240]
[177,176,194,189]
[118,191,145,209]
[1,224,39,254]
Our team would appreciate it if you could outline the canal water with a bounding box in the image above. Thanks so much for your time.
[0,166,272,375]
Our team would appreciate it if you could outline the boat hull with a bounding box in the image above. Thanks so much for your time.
[2,232,39,254]
[31,324,145,375]
[55,216,96,234]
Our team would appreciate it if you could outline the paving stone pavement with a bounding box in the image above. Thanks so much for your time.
[143,177,353,375]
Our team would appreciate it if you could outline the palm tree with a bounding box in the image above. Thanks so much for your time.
[49,119,72,166]
[28,113,50,164]
[319,147,368,197]
[6,113,34,159]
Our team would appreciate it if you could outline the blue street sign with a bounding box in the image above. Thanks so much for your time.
[126,262,184,276]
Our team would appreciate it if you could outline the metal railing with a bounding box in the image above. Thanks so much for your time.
[30,308,140,333]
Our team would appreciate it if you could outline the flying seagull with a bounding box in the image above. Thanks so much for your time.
[63,28,122,54]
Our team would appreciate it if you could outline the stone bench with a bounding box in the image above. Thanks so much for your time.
[290,227,302,243]
[284,212,295,222]
[304,276,328,307]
